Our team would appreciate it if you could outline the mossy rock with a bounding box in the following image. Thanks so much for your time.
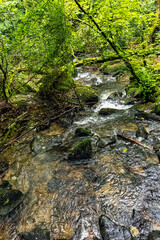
[0,181,24,216]
[75,85,99,105]
[75,128,91,137]
[99,108,123,116]
[68,138,92,160]
[155,103,160,115]
[100,62,128,75]
[127,87,142,98]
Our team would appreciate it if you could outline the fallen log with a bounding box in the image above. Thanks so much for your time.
[117,133,153,151]
[74,54,120,67]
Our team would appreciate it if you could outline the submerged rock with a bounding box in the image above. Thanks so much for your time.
[68,138,92,161]
[47,177,63,192]
[97,136,116,148]
[99,215,132,240]
[30,134,62,153]
[99,108,123,116]
[0,180,24,216]
[20,226,50,240]
[148,230,160,240]
[136,125,148,139]
[75,128,92,137]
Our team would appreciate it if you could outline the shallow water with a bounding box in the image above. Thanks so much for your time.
[0,67,160,240]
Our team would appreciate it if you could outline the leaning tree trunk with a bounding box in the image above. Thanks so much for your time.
[73,0,140,82]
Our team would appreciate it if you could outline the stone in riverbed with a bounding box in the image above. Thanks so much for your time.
[75,85,99,105]
[148,230,160,240]
[20,226,50,240]
[97,136,116,148]
[68,138,92,161]
[30,134,62,154]
[75,128,92,137]
[47,177,63,192]
[99,215,132,240]
[0,180,24,216]
[99,108,123,116]
[136,125,148,139]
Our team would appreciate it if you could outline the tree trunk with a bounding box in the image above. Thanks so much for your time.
[73,0,140,82]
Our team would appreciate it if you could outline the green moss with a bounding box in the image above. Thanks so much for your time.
[155,103,160,115]
[100,61,128,74]
[75,85,99,105]
[68,138,92,160]
[75,128,91,137]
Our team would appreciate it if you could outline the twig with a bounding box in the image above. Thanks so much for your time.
[117,133,153,151]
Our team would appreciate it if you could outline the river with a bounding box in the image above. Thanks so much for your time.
[0,65,160,240]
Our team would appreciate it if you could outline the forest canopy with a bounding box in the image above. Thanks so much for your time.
[0,0,160,102]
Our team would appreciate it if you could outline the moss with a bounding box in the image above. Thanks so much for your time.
[68,138,92,160]
[155,103,160,115]
[100,61,128,75]
[75,85,99,105]
[75,128,91,137]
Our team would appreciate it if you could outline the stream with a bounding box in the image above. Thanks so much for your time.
[0,66,160,240]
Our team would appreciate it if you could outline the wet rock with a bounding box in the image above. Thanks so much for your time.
[108,90,125,100]
[135,111,160,121]
[75,85,99,105]
[97,136,116,148]
[68,138,92,161]
[75,128,92,137]
[30,134,62,153]
[47,177,63,192]
[99,215,132,240]
[148,230,160,240]
[99,108,123,116]
[20,226,50,240]
[124,97,135,105]
[136,125,148,139]
[0,181,24,216]
[155,104,160,116]
[0,159,9,175]
[36,121,51,131]
[83,169,98,183]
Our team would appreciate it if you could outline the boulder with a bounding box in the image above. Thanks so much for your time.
[0,181,24,216]
[68,138,92,161]
[75,128,91,137]
[30,135,62,154]
[136,125,148,139]
[99,215,132,240]
[97,136,116,148]
[47,177,63,193]
[148,230,160,240]
[99,108,123,116]
[75,85,99,105]
[155,104,160,116]
[20,226,50,240]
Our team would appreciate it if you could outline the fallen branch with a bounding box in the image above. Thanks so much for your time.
[117,133,153,151]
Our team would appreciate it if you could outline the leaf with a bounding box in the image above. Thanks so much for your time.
[4,198,9,205]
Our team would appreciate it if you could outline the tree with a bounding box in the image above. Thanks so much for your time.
[68,0,159,101]
[0,0,72,102]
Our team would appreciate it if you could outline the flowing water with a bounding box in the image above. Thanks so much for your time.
[0,66,160,240]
